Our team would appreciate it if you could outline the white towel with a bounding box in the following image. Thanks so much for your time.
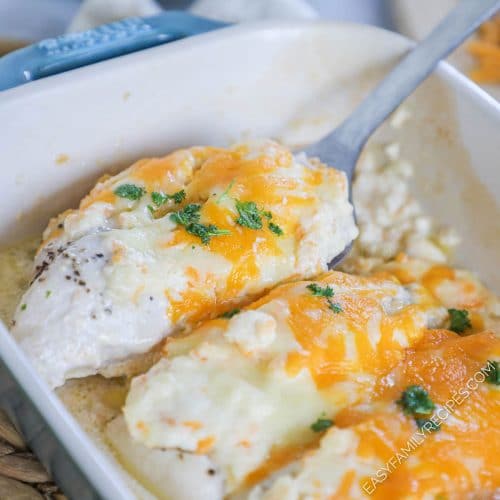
[189,0,317,22]
[68,0,162,33]
[68,0,317,33]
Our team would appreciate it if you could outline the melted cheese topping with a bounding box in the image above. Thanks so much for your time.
[11,141,356,388]
[373,255,500,333]
[123,271,444,493]
[249,330,500,499]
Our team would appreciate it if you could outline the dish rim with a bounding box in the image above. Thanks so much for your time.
[0,19,499,500]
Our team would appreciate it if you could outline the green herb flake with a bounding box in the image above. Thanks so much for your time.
[185,223,230,245]
[216,180,235,205]
[170,204,230,244]
[269,222,283,236]
[170,204,202,226]
[397,385,435,416]
[45,290,52,298]
[220,308,241,319]
[415,418,441,432]
[306,283,334,298]
[20,303,27,311]
[483,360,500,385]
[235,200,264,230]
[151,191,168,206]
[327,300,343,313]
[170,190,186,204]
[152,189,186,207]
[310,417,334,433]
[114,184,145,201]
[448,308,472,334]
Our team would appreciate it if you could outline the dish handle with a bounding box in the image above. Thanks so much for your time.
[0,11,226,92]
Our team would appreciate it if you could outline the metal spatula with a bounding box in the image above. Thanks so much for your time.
[302,0,499,266]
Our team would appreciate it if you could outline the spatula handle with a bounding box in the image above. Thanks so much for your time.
[0,11,226,92]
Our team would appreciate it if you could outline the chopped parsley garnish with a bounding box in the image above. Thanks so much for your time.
[307,283,342,314]
[170,190,186,204]
[45,290,51,298]
[397,385,435,415]
[170,204,202,226]
[151,189,186,207]
[20,303,27,311]
[233,199,283,236]
[310,417,334,433]
[415,418,441,432]
[483,360,500,385]
[397,385,439,432]
[448,308,471,334]
[235,200,264,229]
[220,308,240,319]
[151,192,167,206]
[268,222,283,236]
[327,300,343,313]
[216,180,235,204]
[114,183,145,201]
[186,223,230,245]
[170,204,230,244]
[307,283,334,298]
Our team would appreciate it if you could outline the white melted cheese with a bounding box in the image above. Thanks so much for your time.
[245,427,370,500]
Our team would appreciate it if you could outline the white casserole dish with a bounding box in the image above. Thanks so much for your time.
[0,20,499,499]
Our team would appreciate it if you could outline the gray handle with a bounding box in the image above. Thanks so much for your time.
[316,0,500,168]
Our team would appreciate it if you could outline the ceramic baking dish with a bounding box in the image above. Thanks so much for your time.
[0,14,499,500]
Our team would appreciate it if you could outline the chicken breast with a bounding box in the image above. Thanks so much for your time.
[11,141,357,388]
[245,330,500,499]
[123,271,445,494]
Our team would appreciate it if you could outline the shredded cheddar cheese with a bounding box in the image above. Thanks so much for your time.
[123,271,446,493]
